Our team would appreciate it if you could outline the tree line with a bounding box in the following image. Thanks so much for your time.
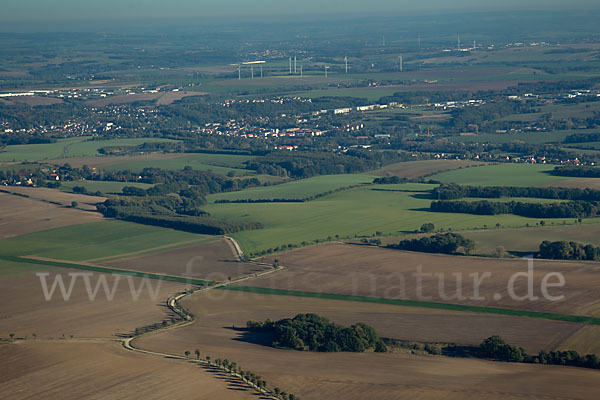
[552,165,600,178]
[480,335,600,370]
[563,132,600,144]
[430,199,600,219]
[246,313,387,353]
[432,183,600,202]
[245,150,413,178]
[387,233,475,255]
[97,197,262,235]
[214,185,361,204]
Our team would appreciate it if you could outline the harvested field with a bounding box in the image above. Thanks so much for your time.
[0,261,184,338]
[255,243,600,316]
[0,191,103,238]
[546,177,600,190]
[559,326,600,355]
[155,90,207,105]
[136,290,600,400]
[0,341,256,400]
[87,91,205,107]
[461,223,600,256]
[86,92,163,107]
[105,238,269,281]
[374,159,488,179]
[1,186,105,211]
[0,96,63,106]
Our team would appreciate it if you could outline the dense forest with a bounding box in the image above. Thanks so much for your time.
[430,199,600,218]
[388,233,475,255]
[245,313,387,353]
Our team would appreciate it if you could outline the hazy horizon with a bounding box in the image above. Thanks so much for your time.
[2,0,600,23]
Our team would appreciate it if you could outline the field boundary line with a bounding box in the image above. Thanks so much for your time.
[0,255,212,286]
[221,286,600,326]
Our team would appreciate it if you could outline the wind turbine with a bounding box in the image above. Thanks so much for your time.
[324,65,330,78]
[344,56,348,74]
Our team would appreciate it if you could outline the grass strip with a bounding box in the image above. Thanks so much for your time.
[0,255,212,286]
[222,285,600,325]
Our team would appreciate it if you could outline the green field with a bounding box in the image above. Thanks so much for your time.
[59,180,154,194]
[204,183,569,254]
[0,220,213,261]
[0,137,177,162]
[430,164,566,186]
[103,153,254,175]
[207,173,375,202]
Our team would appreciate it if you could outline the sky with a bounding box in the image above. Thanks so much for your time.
[2,0,599,22]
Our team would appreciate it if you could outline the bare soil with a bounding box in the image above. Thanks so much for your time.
[547,178,600,190]
[0,191,103,238]
[106,239,271,281]
[0,341,257,400]
[0,265,184,339]
[1,186,105,211]
[256,243,600,316]
[374,159,488,179]
[135,290,600,400]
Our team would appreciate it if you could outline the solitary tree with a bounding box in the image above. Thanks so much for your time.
[419,223,435,233]
[195,349,200,359]
[32,333,37,340]
[9,333,15,340]
[495,246,506,258]
[184,350,191,358]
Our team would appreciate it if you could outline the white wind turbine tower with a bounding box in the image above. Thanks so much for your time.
[289,57,292,74]
[324,65,330,78]
[399,55,403,72]
[344,56,348,74]
[294,55,297,74]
